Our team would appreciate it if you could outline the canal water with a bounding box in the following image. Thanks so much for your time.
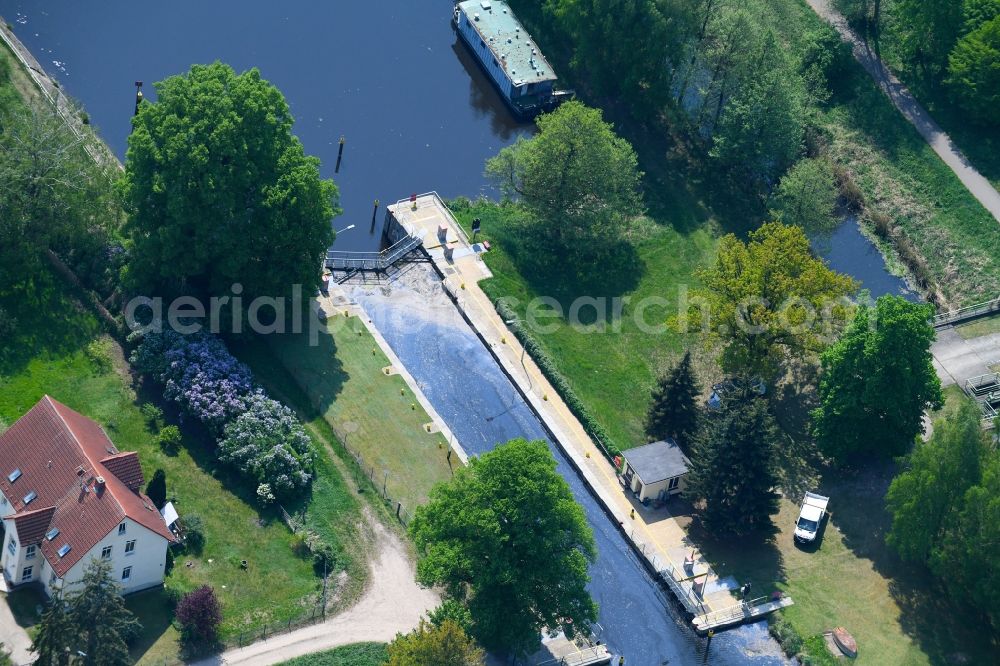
[349,265,790,666]
[0,0,532,253]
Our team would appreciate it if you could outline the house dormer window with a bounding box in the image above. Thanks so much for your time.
[118,522,126,536]
[7,469,21,483]
[26,545,36,560]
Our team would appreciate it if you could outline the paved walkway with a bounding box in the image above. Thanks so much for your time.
[804,0,1000,223]
[387,195,791,630]
[194,519,438,666]
[932,326,1000,388]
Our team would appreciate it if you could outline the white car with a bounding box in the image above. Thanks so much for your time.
[794,492,829,543]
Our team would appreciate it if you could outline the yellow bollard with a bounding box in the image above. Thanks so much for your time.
[586,451,591,458]
[411,403,416,410]
[630,508,635,520]
[400,388,405,396]
[460,283,466,290]
[372,348,376,355]
[501,336,506,344]
[543,394,548,401]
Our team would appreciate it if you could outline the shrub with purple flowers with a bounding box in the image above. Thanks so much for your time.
[219,392,314,502]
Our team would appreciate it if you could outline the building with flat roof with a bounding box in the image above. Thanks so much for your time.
[620,439,690,502]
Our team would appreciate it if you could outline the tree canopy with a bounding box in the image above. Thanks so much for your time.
[0,102,117,289]
[409,438,597,655]
[486,101,643,260]
[684,381,781,535]
[947,16,1000,123]
[886,400,986,565]
[31,559,141,666]
[645,351,701,448]
[688,222,857,379]
[886,398,1000,631]
[122,62,339,302]
[770,157,840,232]
[386,620,485,666]
[811,295,942,461]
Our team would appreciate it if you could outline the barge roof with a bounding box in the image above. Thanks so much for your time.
[457,0,558,86]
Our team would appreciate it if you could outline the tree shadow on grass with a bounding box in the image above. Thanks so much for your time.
[683,514,786,597]
[819,462,998,664]
[0,271,103,377]
[504,233,645,315]
[125,587,176,663]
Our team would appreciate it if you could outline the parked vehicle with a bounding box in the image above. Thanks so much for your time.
[794,492,830,543]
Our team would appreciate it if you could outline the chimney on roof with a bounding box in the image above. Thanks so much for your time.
[95,476,106,495]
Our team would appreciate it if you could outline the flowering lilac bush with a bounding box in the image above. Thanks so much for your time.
[130,329,314,502]
[218,392,314,502]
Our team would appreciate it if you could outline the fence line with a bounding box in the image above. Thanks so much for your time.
[328,425,416,526]
[932,295,1000,328]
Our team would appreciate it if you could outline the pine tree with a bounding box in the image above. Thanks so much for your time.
[30,592,73,666]
[684,381,781,535]
[70,559,141,666]
[645,352,701,447]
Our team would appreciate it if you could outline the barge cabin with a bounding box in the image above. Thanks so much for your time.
[453,0,568,119]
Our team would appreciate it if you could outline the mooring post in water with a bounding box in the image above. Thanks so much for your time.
[371,198,380,232]
[133,81,143,116]
[335,135,345,173]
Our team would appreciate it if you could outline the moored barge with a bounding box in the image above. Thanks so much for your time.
[453,0,572,119]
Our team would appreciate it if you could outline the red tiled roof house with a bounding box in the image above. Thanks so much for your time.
[0,396,177,596]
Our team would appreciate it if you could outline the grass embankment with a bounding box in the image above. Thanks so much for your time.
[245,313,457,512]
[0,275,367,664]
[955,314,1000,340]
[276,642,388,666]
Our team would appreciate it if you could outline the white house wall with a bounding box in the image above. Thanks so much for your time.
[56,517,168,596]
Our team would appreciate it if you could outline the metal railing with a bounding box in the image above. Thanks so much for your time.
[932,296,1000,328]
[326,234,422,272]
[694,596,769,629]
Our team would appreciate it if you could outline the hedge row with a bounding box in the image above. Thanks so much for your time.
[494,299,620,461]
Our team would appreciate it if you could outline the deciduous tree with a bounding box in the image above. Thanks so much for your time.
[686,222,856,380]
[684,381,781,535]
[386,619,485,666]
[947,16,1000,125]
[645,351,701,447]
[770,158,839,232]
[122,62,339,303]
[410,438,597,655]
[0,102,116,288]
[811,295,942,461]
[486,101,642,260]
[175,586,222,650]
[886,400,986,565]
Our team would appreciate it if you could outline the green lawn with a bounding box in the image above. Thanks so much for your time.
[0,275,366,664]
[453,199,718,454]
[276,642,388,666]
[246,313,457,512]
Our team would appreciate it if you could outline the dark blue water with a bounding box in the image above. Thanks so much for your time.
[350,269,789,666]
[811,216,920,302]
[0,0,532,252]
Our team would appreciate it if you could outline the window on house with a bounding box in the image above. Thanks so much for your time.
[1,495,7,506]
[121,566,132,581]
[23,491,37,505]
[101,546,112,560]
[118,522,126,536]
[21,566,32,582]
[125,540,136,555]
[26,545,36,560]
[57,544,71,558]
[7,469,21,483]
[45,528,59,541]
[49,572,57,586]
[7,538,16,556]
[668,476,680,491]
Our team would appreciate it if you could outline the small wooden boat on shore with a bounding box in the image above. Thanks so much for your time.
[833,627,858,658]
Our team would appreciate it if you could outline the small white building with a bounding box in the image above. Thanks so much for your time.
[0,396,177,597]
[620,439,690,503]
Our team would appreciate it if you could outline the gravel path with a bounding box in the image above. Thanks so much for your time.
[194,519,438,666]
[804,0,1000,223]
